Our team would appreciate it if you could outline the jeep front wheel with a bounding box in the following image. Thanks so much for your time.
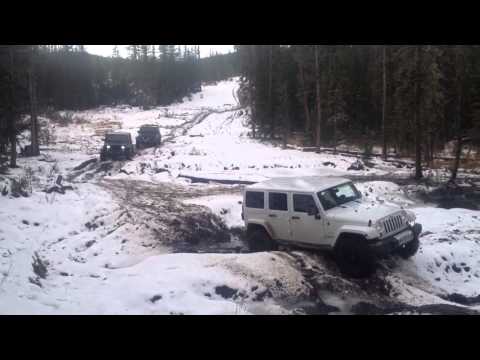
[247,228,277,252]
[334,235,376,278]
[397,237,420,259]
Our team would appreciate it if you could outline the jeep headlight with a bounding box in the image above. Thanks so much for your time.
[121,145,125,150]
[106,145,111,149]
[374,222,383,236]
[405,210,416,227]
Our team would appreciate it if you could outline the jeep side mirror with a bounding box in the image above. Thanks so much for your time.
[307,207,319,217]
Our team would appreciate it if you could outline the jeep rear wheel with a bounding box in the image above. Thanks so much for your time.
[334,235,376,278]
[397,237,420,259]
[247,228,277,252]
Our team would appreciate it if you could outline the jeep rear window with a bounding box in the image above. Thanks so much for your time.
[269,193,288,211]
[293,194,317,213]
[140,127,159,133]
[245,191,264,209]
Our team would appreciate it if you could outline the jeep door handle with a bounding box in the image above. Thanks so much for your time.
[291,216,300,220]
[268,214,277,218]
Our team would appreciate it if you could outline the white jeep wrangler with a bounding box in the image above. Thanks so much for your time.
[242,176,422,278]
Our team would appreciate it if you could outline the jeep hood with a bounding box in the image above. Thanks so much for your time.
[325,200,402,225]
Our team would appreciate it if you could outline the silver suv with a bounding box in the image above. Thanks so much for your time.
[242,176,422,278]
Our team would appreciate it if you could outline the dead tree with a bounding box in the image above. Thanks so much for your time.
[382,46,388,160]
[414,46,424,180]
[28,45,40,156]
[7,47,17,168]
[314,45,322,147]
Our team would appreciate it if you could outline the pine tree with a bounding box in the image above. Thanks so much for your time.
[128,45,139,60]
[150,45,156,59]
[141,45,149,61]
[112,45,120,58]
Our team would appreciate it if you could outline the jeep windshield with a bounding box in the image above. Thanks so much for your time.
[317,182,362,211]
[105,134,130,144]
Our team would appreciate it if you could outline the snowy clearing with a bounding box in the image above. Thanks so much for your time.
[1,78,480,315]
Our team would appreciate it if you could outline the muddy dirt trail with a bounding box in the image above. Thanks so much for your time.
[97,178,247,253]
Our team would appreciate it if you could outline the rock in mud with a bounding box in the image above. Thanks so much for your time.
[347,160,365,171]
[215,285,238,299]
[150,295,162,303]
[323,161,336,168]
[301,300,341,315]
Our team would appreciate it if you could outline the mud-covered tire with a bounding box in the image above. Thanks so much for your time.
[334,235,376,278]
[247,228,278,252]
[397,237,420,259]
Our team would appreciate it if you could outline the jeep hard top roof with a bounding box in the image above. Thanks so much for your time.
[139,125,159,129]
[106,132,131,136]
[246,176,351,193]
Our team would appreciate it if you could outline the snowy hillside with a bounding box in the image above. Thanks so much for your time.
[1,78,480,315]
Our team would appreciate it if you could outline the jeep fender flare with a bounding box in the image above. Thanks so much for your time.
[246,220,274,239]
[333,225,379,247]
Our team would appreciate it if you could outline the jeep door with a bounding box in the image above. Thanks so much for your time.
[267,192,292,241]
[290,193,326,245]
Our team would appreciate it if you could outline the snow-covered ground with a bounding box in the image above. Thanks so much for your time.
[1,78,480,314]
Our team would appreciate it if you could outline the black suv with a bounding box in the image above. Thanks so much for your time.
[136,125,161,150]
[100,132,135,161]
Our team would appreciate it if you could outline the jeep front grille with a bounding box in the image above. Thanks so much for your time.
[382,215,404,234]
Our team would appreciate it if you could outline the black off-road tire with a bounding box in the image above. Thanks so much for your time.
[334,235,376,278]
[247,227,278,252]
[397,237,420,259]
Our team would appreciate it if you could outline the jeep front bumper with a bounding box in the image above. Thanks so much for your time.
[367,223,422,257]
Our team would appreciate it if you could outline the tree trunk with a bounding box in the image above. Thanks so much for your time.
[382,46,388,160]
[247,45,263,137]
[299,63,311,145]
[414,46,423,180]
[314,45,322,147]
[28,46,40,156]
[450,137,463,182]
[450,46,465,183]
[267,45,274,139]
[7,46,17,168]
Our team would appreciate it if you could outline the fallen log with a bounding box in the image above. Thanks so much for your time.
[178,174,256,185]
[73,158,97,171]
[44,175,74,194]
[296,146,463,162]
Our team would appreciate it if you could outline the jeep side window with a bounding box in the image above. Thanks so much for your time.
[245,191,264,209]
[268,192,288,211]
[293,194,318,213]
[318,190,337,211]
